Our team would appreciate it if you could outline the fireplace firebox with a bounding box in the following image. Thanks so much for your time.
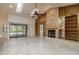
[48,30,55,38]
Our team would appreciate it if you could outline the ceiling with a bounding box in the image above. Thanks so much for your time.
[0,3,76,18]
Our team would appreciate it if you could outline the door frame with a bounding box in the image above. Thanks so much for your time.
[9,23,27,38]
[39,21,46,36]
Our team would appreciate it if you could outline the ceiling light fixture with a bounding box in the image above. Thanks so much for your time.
[9,5,13,8]
[27,3,44,18]
[16,3,24,13]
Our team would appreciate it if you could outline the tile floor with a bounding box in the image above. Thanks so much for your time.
[0,37,79,55]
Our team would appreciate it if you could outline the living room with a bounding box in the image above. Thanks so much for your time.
[0,3,79,55]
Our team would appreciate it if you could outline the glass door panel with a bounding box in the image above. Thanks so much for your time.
[9,24,27,38]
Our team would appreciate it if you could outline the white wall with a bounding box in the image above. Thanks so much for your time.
[8,15,35,37]
[0,14,8,39]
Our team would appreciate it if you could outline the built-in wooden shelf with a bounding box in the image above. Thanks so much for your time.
[59,29,62,39]
[65,15,78,41]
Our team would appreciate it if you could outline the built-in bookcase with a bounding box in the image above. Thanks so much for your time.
[65,15,78,41]
[78,14,79,41]
[59,29,62,39]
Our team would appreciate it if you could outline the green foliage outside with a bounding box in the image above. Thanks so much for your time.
[10,26,23,32]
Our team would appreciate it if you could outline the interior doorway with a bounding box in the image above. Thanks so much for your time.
[39,21,46,37]
[40,24,44,36]
[9,23,27,38]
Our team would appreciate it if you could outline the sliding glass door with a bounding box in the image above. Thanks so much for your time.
[9,23,27,38]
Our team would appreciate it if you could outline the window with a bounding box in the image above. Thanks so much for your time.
[9,24,27,38]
